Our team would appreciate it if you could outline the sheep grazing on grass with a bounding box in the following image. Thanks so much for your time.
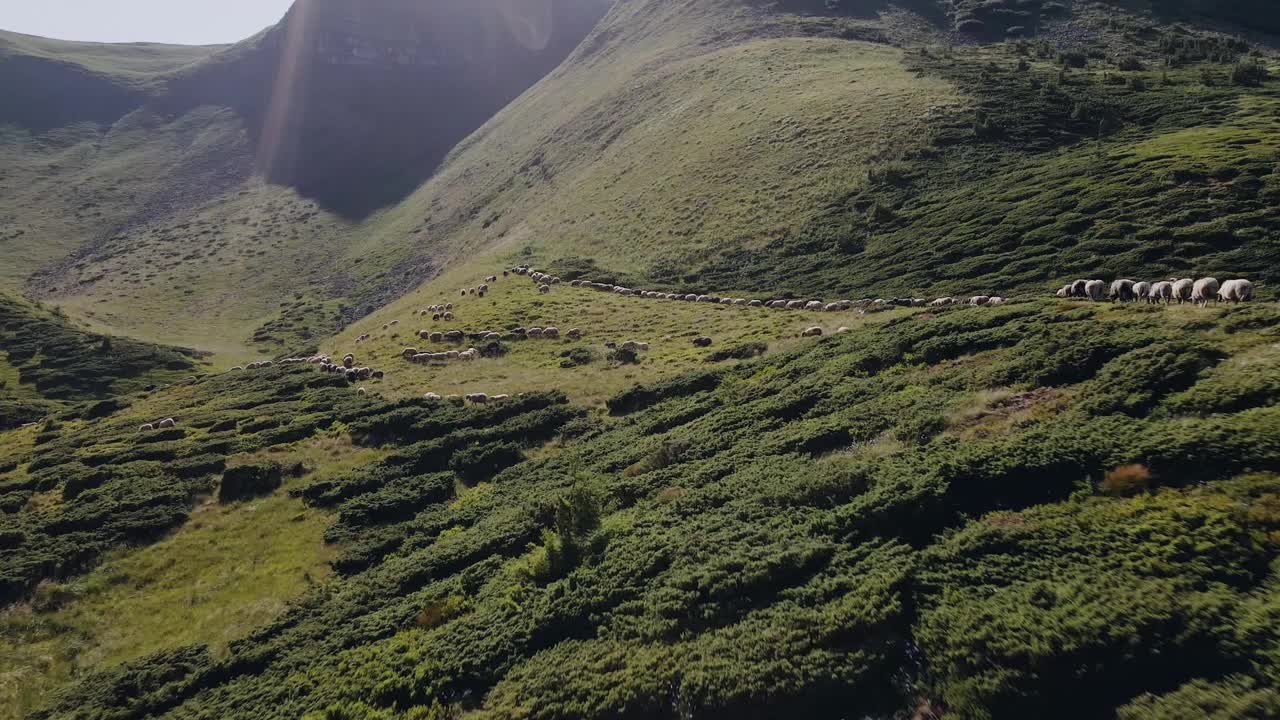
[1085,280,1106,302]
[749,300,764,307]
[801,327,823,337]
[484,332,502,341]
[492,394,511,402]
[445,330,464,342]
[343,354,355,369]
[567,328,581,339]
[836,327,850,334]
[1070,279,1089,298]
[988,297,1008,306]
[539,285,551,294]
[969,296,991,307]
[1172,278,1194,304]
[1219,279,1254,303]
[930,297,954,307]
[1149,281,1174,304]
[466,393,489,404]
[693,336,713,348]
[443,312,454,321]
[544,327,561,339]
[229,366,244,372]
[403,348,418,359]
[1109,279,1137,303]
[138,423,154,432]
[357,388,367,396]
[1134,282,1152,302]
[528,328,545,339]
[372,370,385,379]
[1192,278,1220,307]
[158,418,176,428]
[1056,285,1071,298]
[424,392,442,401]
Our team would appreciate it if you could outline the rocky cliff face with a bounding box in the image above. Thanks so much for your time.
[156,0,610,217]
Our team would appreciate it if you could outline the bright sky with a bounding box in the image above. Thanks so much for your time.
[2,0,296,45]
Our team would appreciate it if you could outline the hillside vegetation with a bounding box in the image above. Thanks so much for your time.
[0,299,1277,718]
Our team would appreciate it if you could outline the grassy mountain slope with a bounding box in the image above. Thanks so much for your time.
[1,298,1276,718]
[347,0,1276,331]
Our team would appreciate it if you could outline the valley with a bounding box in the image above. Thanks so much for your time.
[1,0,1278,718]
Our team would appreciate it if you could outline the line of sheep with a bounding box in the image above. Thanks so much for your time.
[412,327,583,344]
[510,265,1007,310]
[403,347,481,364]
[421,392,512,405]
[1055,278,1254,306]
[137,417,177,432]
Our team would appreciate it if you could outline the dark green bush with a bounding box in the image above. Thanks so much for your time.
[219,463,283,503]
[449,442,522,483]
[559,347,596,368]
[704,342,768,363]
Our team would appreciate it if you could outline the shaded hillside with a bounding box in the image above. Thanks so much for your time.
[160,0,611,217]
[3,300,1278,718]
[0,291,204,428]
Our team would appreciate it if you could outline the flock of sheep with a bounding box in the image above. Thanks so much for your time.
[419,391,512,405]
[1056,277,1255,306]
[511,265,1009,311]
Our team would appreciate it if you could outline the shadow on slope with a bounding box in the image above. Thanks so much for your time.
[156,0,612,219]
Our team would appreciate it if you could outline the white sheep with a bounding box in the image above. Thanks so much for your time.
[1172,279,1194,304]
[1218,279,1254,304]
[1149,281,1174,304]
[1109,279,1136,302]
[1192,278,1220,307]
[1084,281,1105,302]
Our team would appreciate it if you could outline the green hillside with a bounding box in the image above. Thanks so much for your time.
[357,0,1277,315]
[1,0,1279,717]
[0,290,206,428]
[1,300,1277,718]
